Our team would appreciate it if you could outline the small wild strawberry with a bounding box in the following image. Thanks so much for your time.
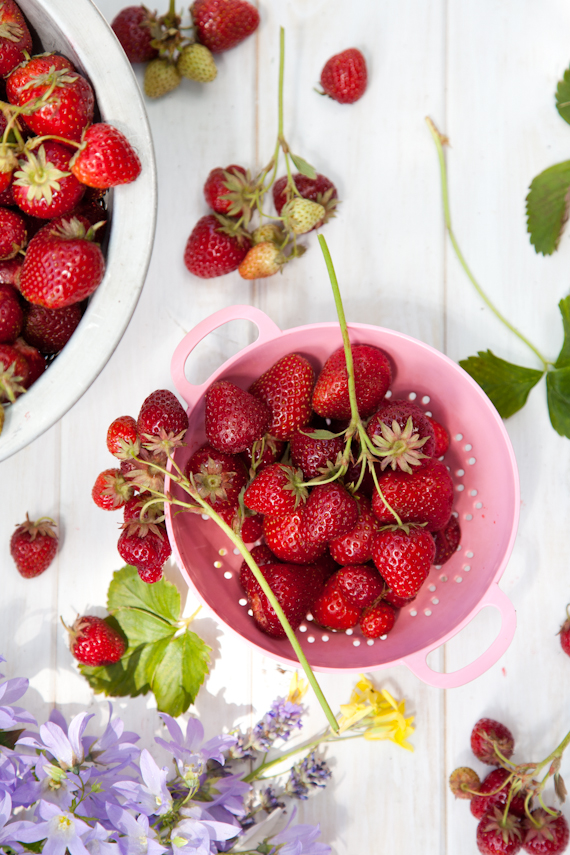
[319,47,368,104]
[10,514,58,578]
[470,717,515,766]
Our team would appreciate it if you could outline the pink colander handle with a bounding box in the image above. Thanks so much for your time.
[171,305,282,408]
[402,584,517,689]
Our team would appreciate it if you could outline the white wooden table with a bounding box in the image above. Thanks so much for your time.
[3,1,570,851]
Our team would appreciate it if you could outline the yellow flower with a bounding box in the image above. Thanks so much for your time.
[336,675,415,751]
[287,672,308,705]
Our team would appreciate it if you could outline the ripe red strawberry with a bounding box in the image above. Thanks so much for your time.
[12,338,45,386]
[371,527,435,598]
[289,426,344,480]
[312,576,362,631]
[329,494,378,565]
[470,768,528,820]
[427,415,450,457]
[246,562,324,638]
[371,458,454,532]
[7,54,94,141]
[335,564,384,608]
[0,0,32,76]
[203,164,252,218]
[263,511,327,564]
[244,463,307,516]
[239,544,278,593]
[366,399,436,473]
[205,379,270,454]
[299,482,358,545]
[117,523,172,570]
[67,615,126,666]
[0,285,23,343]
[10,514,58,578]
[23,302,83,354]
[70,124,142,189]
[320,48,367,104]
[0,257,23,287]
[19,217,104,308]
[13,143,85,220]
[111,6,159,63]
[560,608,570,657]
[249,353,315,440]
[383,587,415,609]
[433,514,461,565]
[360,602,397,639]
[273,173,338,227]
[184,214,251,278]
[0,207,26,260]
[312,344,392,421]
[477,808,523,855]
[240,513,263,543]
[192,0,260,53]
[522,809,569,854]
[92,468,135,511]
[137,389,188,439]
[471,718,515,766]
[185,444,248,509]
[137,563,165,584]
[106,415,140,460]
[0,342,28,402]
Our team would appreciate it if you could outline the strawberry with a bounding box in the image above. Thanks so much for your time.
[183,214,251,278]
[117,522,172,572]
[0,207,26,260]
[273,173,338,226]
[471,718,515,766]
[238,241,285,279]
[205,379,270,454]
[0,0,32,76]
[185,444,247,510]
[249,352,315,440]
[137,389,188,439]
[448,767,482,800]
[371,527,435,598]
[13,143,85,220]
[240,513,263,543]
[427,415,450,457]
[10,514,58,578]
[522,809,569,854]
[22,302,83,354]
[239,543,278,592]
[251,222,284,245]
[0,342,27,402]
[70,124,142,189]
[312,576,362,631]
[111,6,159,63]
[6,54,94,141]
[366,399,436,473]
[433,514,461,565]
[299,482,358,545]
[329,494,378,565]
[19,217,104,308]
[244,463,307,516]
[67,615,126,666]
[0,256,22,287]
[242,436,286,473]
[319,48,367,104]
[335,564,384,608]
[107,415,140,460]
[144,58,181,98]
[247,563,324,638]
[282,198,325,235]
[470,768,528,820]
[560,607,570,657]
[476,808,523,855]
[383,588,415,608]
[360,601,397,639]
[192,0,260,53]
[263,511,327,564]
[137,563,165,584]
[312,344,392,421]
[289,426,344,480]
[177,43,217,82]
[0,285,23,343]
[92,468,135,511]
[203,164,250,217]
[12,337,45,386]
[370,458,454,532]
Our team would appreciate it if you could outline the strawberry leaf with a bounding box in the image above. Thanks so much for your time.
[556,66,570,125]
[526,161,570,254]
[113,608,176,647]
[555,296,570,369]
[151,631,211,716]
[78,638,172,697]
[459,350,544,418]
[290,153,317,180]
[546,367,570,437]
[107,564,179,623]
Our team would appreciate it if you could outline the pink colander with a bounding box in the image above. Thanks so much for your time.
[165,305,519,688]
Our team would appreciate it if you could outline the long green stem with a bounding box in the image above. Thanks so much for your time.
[425,117,550,371]
[242,731,363,784]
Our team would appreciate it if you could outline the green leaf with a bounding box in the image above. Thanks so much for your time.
[555,296,570,368]
[556,66,570,125]
[114,609,176,647]
[547,367,570,437]
[459,350,544,418]
[290,153,317,180]
[526,161,570,255]
[151,631,211,717]
[298,427,346,440]
[107,565,180,624]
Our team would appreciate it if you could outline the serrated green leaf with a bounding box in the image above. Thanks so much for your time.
[526,161,570,255]
[556,66,570,125]
[546,367,570,437]
[151,631,211,717]
[107,566,180,624]
[459,350,544,418]
[555,296,570,368]
[290,153,317,180]
[79,637,173,697]
[114,608,176,647]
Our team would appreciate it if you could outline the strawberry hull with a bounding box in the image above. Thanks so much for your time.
[165,306,519,687]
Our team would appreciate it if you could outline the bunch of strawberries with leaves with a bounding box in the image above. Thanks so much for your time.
[0,0,142,432]
[111,0,260,97]
[450,716,570,855]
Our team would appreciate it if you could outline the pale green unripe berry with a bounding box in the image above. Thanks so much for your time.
[283,198,326,235]
[177,44,217,83]
[144,58,181,98]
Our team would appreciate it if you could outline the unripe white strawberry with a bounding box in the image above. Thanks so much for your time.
[239,241,284,279]
[177,44,217,83]
[282,198,326,234]
[144,58,181,98]
[252,223,284,245]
